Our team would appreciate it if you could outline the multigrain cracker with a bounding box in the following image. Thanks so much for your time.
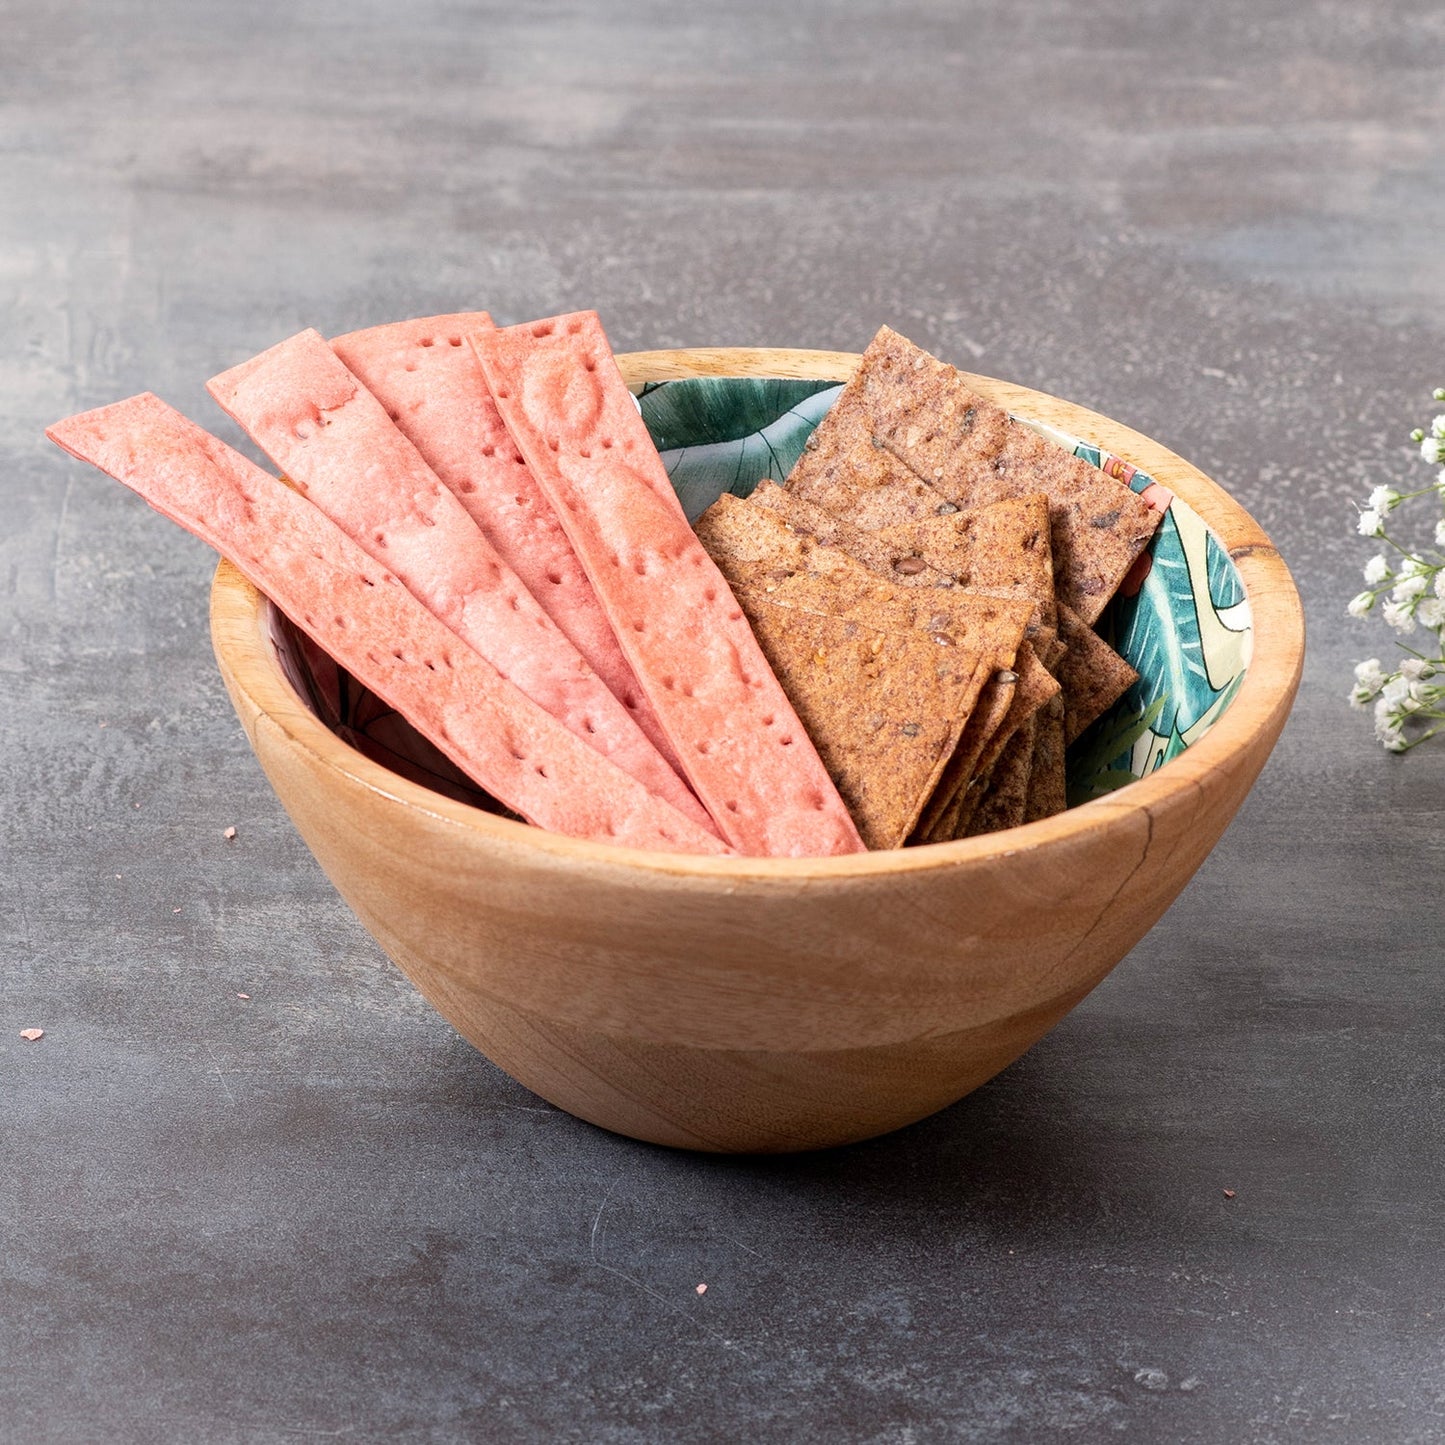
[797,327,1162,622]
[735,597,993,849]
[785,420,953,531]
[750,480,950,587]
[698,493,1045,844]
[911,667,1017,844]
[696,496,1034,668]
[868,493,1057,632]
[1023,692,1068,823]
[963,715,1037,838]
[914,641,1060,842]
[1054,601,1140,743]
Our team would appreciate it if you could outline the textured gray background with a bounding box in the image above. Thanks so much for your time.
[5,2,1445,1441]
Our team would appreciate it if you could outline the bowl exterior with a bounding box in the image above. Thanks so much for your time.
[209,348,1304,1152]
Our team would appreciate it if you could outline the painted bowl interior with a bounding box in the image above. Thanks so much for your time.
[269,376,1253,818]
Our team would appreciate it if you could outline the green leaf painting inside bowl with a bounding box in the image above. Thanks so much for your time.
[638,378,843,521]
[640,377,1254,800]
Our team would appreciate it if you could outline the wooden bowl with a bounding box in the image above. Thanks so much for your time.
[209,348,1303,1152]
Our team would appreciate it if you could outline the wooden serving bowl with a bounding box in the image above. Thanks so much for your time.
[209,348,1303,1153]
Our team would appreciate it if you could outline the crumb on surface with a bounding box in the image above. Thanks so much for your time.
[19,1029,43,1042]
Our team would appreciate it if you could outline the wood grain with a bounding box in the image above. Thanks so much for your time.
[210,348,1305,1152]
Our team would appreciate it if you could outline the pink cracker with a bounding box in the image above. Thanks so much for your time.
[329,313,673,768]
[474,312,866,858]
[206,329,711,833]
[46,395,730,856]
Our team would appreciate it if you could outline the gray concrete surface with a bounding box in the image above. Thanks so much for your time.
[4,1,1445,1440]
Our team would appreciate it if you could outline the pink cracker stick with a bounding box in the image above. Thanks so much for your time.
[46,395,730,856]
[328,313,677,770]
[207,329,713,834]
[473,312,866,859]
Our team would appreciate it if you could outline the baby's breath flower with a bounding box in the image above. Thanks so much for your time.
[1354,657,1388,690]
[1363,554,1391,584]
[1353,389,1445,751]
[1382,675,1411,707]
[1382,598,1416,632]
[1374,700,1407,748]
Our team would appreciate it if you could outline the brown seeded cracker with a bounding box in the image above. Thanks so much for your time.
[824,327,1162,624]
[736,484,1069,843]
[963,715,1037,837]
[867,494,1058,631]
[1054,601,1140,743]
[697,498,1034,667]
[696,494,1035,844]
[785,414,956,531]
[911,667,1016,844]
[1023,692,1068,823]
[750,480,949,587]
[975,642,1060,777]
[913,639,1060,842]
[734,595,993,849]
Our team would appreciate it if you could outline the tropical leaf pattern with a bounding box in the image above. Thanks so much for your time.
[1014,417,1251,800]
[638,378,843,521]
[282,375,1251,815]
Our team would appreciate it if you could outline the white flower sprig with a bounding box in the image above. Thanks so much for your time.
[1349,390,1445,751]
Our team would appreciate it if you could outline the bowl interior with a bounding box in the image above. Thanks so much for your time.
[268,375,1252,814]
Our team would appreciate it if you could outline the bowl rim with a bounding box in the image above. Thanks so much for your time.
[209,345,1305,878]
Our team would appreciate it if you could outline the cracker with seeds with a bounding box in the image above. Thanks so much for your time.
[697,496,1033,665]
[1054,601,1140,744]
[734,595,996,849]
[867,493,1058,633]
[799,327,1162,623]
[1023,692,1069,823]
[750,480,950,587]
[785,420,955,531]
[963,715,1038,838]
[914,640,1060,842]
[743,482,1065,834]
